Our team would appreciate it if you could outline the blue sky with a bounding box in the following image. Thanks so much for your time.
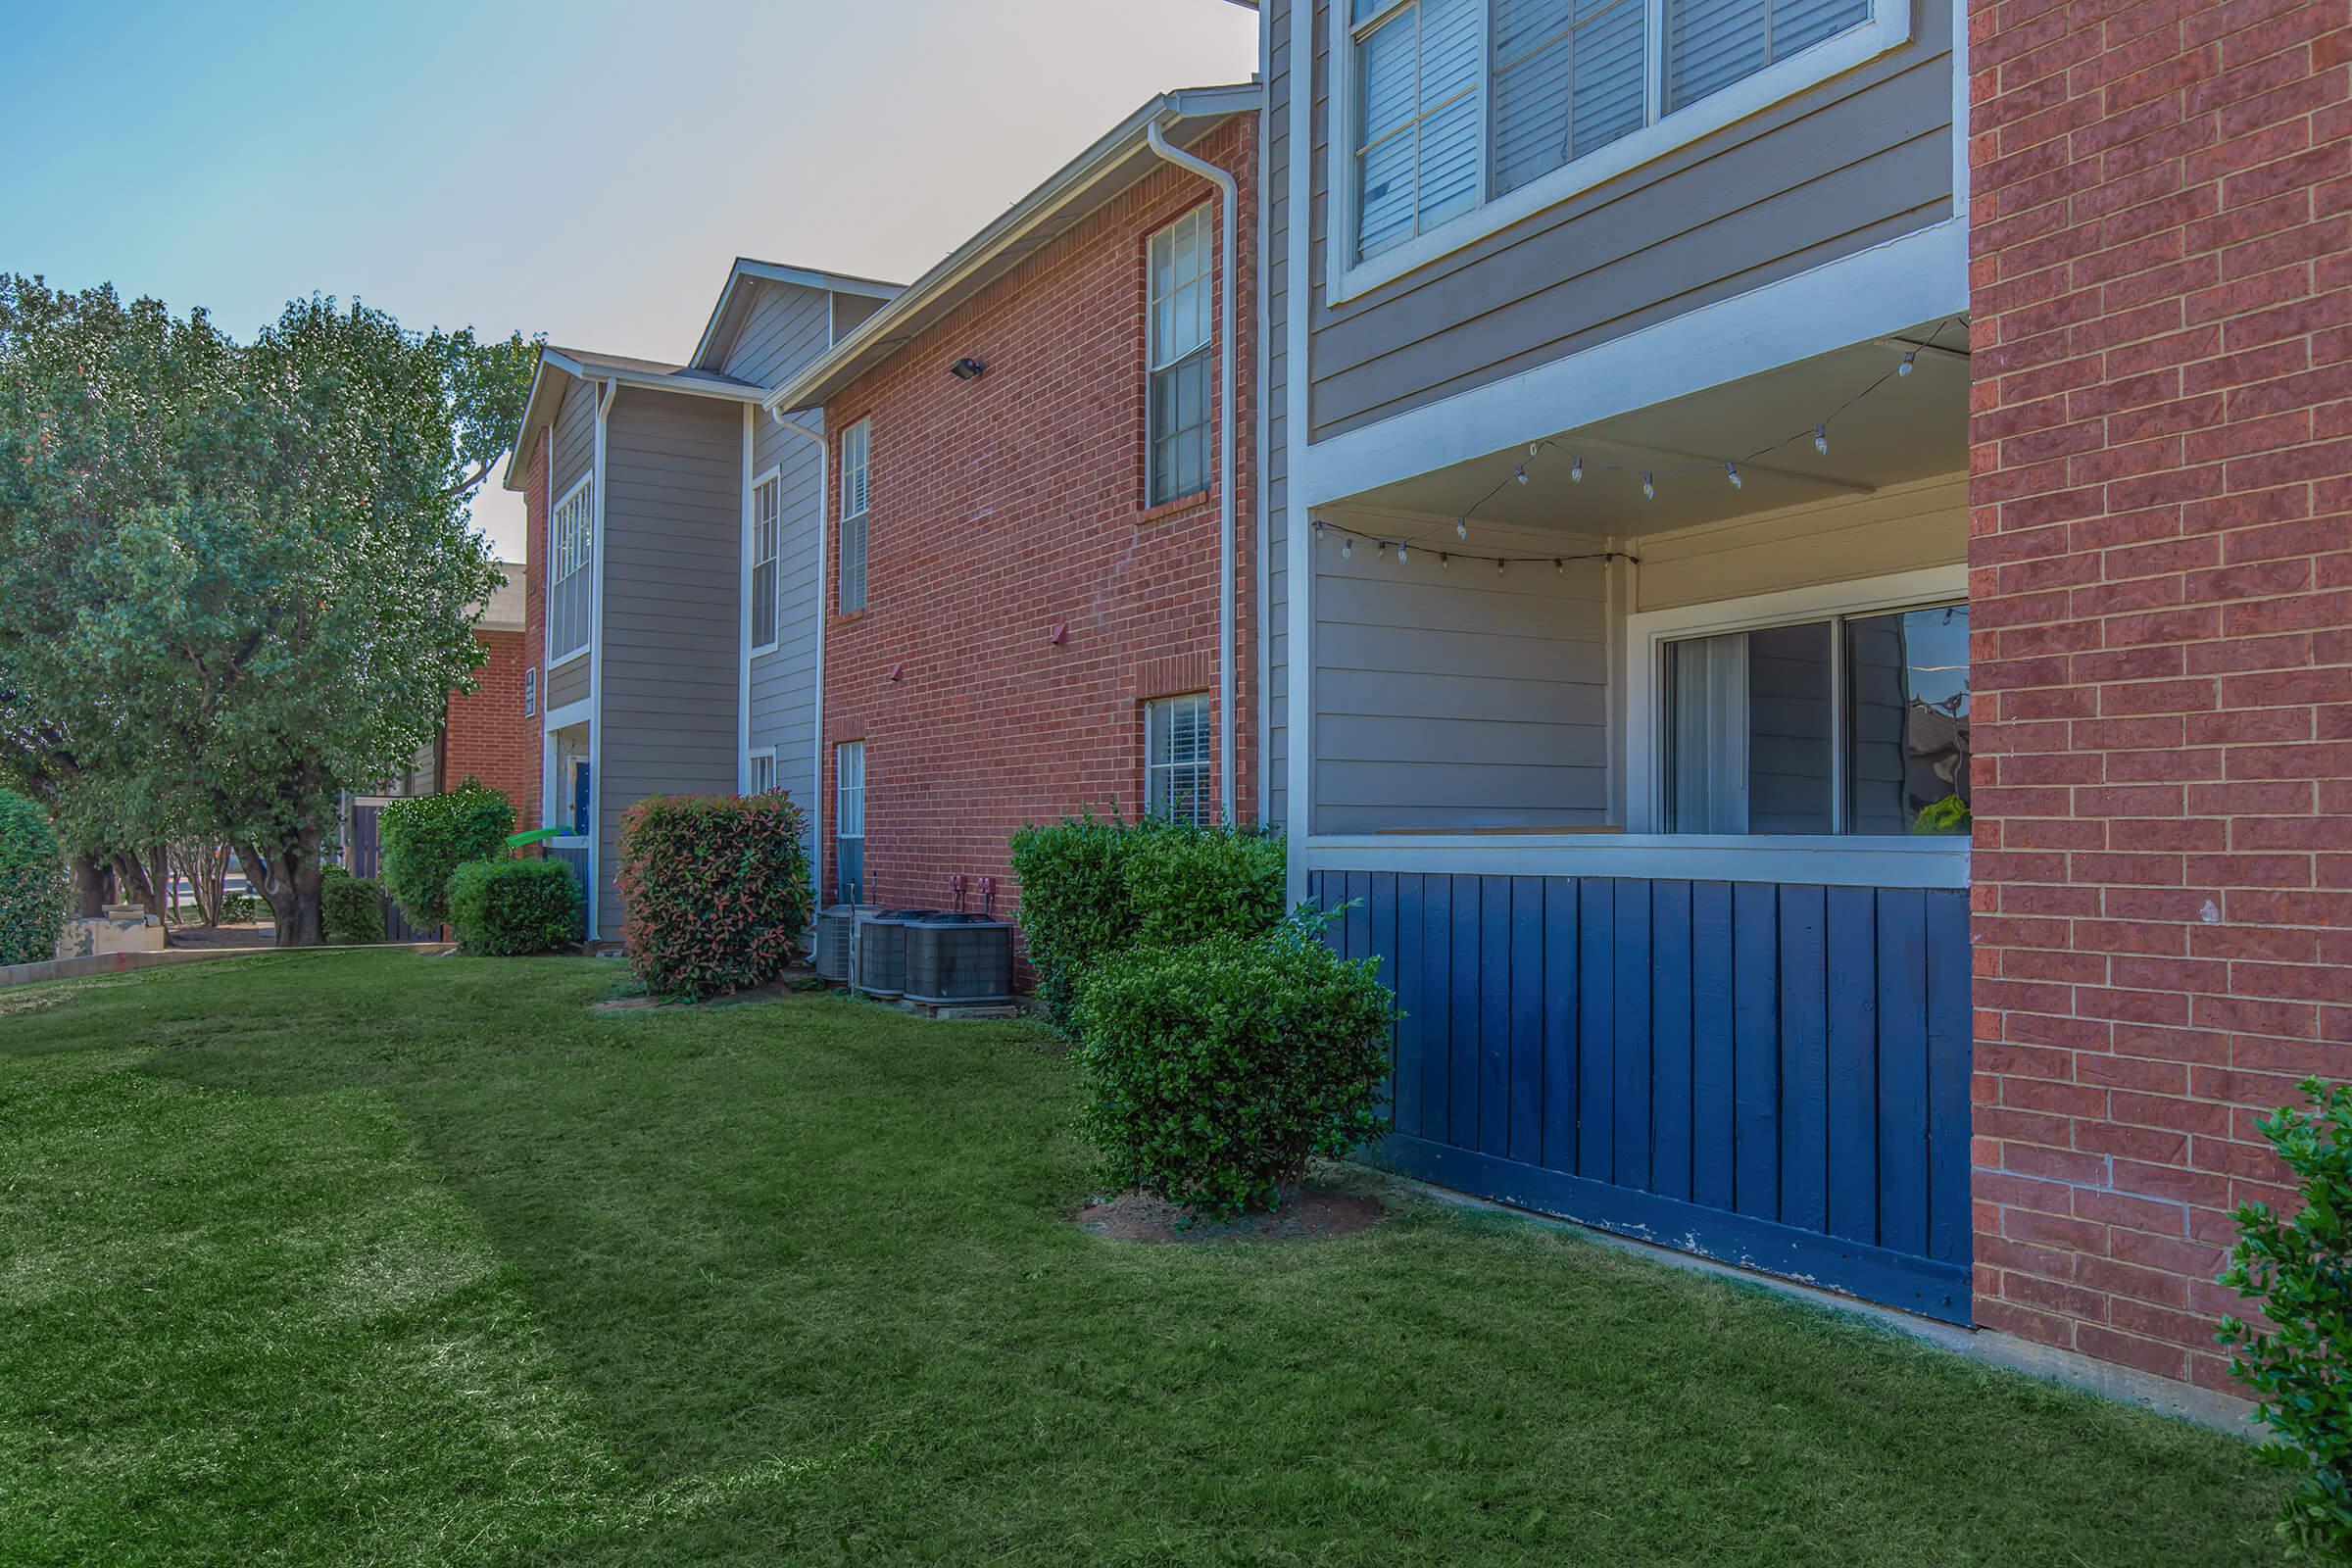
[0,0,1258,557]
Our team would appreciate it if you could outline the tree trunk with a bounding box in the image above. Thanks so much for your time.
[110,849,171,920]
[69,855,111,918]
[238,831,325,947]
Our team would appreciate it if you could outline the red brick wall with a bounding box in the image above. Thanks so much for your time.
[1969,0,2351,1390]
[818,117,1258,955]
[519,434,549,829]
[442,627,534,811]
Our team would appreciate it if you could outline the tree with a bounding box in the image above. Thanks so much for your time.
[0,278,536,945]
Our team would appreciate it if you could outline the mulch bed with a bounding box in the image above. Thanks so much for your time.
[1076,1184,1386,1244]
[165,923,277,951]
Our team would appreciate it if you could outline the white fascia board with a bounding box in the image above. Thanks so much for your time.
[1296,215,1969,510]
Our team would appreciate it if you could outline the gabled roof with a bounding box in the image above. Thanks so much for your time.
[688,260,906,374]
[499,344,764,492]
[763,81,1260,416]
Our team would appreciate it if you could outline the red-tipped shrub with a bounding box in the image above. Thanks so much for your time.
[615,793,814,1001]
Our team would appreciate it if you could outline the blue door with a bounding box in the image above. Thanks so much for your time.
[1315,871,1973,1324]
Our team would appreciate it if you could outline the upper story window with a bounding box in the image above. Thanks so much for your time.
[839,418,870,613]
[1341,0,1895,294]
[1144,693,1213,827]
[549,475,593,662]
[749,469,780,653]
[1148,207,1214,505]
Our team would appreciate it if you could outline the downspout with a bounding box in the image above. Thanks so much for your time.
[766,407,828,907]
[1146,119,1239,824]
[587,375,617,942]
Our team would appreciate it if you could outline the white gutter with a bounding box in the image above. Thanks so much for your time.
[766,408,828,906]
[1145,121,1239,825]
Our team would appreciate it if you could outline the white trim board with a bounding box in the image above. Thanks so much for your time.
[1324,0,1916,306]
[1297,215,1968,508]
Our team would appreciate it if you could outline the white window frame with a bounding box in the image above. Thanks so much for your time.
[1327,0,1913,305]
[1147,205,1217,507]
[838,418,870,614]
[1625,562,1967,839]
[547,473,594,667]
[748,465,781,657]
[745,746,777,796]
[835,740,866,901]
[1144,693,1215,827]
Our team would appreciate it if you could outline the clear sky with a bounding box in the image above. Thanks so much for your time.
[0,0,1259,560]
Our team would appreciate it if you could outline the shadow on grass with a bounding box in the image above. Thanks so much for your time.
[0,951,2285,1566]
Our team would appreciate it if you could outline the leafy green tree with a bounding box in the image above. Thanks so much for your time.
[0,277,536,944]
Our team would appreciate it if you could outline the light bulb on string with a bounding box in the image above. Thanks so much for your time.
[1455,515,1468,540]
[1814,424,1829,456]
[1494,557,1506,575]
[1340,535,1352,561]
[1440,552,1451,568]
[1641,472,1655,500]
[1570,456,1583,483]
[1553,558,1564,574]
[1899,349,1918,377]
[1313,518,1325,541]
[1726,462,1742,490]
[1514,465,1530,485]
[1396,543,1409,564]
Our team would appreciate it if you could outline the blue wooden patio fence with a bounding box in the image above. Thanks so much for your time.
[1312,870,1974,1324]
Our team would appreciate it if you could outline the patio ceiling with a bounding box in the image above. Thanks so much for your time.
[1320,321,1969,543]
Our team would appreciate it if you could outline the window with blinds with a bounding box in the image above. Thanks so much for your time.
[1350,0,1876,264]
[549,477,593,662]
[835,741,866,904]
[1148,207,1214,505]
[750,471,780,651]
[839,419,870,613]
[1144,694,1213,828]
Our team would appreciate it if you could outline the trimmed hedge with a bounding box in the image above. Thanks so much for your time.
[0,788,69,967]
[1008,815,1285,1033]
[319,866,386,945]
[615,793,813,1001]
[448,858,580,956]
[379,780,515,929]
[1072,914,1395,1218]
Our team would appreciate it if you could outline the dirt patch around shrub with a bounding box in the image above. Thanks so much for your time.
[1076,1183,1386,1244]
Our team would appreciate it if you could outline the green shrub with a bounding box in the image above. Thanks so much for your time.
[379,780,515,928]
[319,866,386,945]
[615,793,813,1001]
[447,858,580,956]
[1121,822,1285,951]
[1071,912,1395,1219]
[1009,814,1286,1033]
[2220,1077,2352,1561]
[219,891,260,926]
[0,788,70,967]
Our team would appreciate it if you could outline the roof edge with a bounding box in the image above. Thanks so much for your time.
[762,81,1260,416]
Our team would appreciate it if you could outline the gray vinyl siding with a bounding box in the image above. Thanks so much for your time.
[1313,535,1610,834]
[1298,0,1953,441]
[720,279,834,388]
[594,387,743,940]
[546,654,590,711]
[731,280,844,863]
[749,401,825,851]
[545,379,598,702]
[1265,0,1295,834]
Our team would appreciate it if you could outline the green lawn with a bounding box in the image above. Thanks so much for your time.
[1,953,2277,1565]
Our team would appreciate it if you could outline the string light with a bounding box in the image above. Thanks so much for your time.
[1313,518,1325,541]
[1303,314,1961,573]
[1553,559,1565,574]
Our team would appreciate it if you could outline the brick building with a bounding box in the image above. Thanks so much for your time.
[1967,0,2352,1395]
[760,88,1259,932]
[438,564,534,810]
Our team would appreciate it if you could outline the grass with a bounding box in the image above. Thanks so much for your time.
[0,951,2280,1565]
